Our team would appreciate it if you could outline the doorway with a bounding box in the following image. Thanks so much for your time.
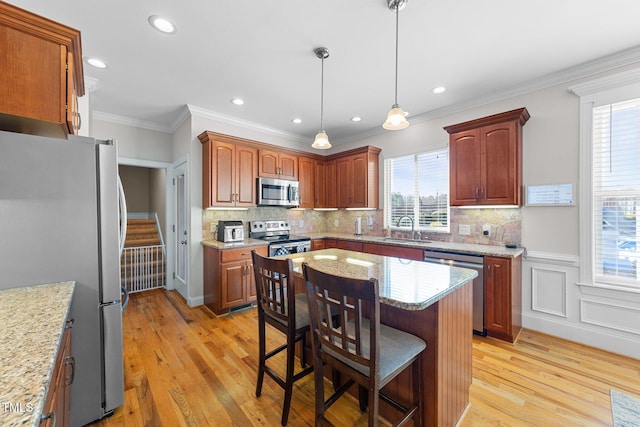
[172,159,188,300]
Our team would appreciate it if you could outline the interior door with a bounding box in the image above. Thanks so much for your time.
[174,161,188,299]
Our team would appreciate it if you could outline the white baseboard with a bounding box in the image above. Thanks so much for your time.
[522,312,640,360]
[188,296,204,307]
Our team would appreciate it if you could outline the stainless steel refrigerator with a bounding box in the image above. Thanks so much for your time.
[0,130,125,426]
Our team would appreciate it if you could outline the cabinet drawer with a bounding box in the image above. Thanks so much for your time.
[221,246,267,263]
[221,247,254,263]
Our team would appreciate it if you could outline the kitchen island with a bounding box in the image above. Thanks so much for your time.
[278,248,478,427]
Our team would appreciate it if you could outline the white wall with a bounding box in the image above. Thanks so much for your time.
[92,119,173,163]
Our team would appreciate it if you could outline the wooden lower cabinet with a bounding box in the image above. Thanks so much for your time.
[336,239,363,252]
[204,245,268,315]
[361,243,423,260]
[311,239,325,251]
[484,255,522,342]
[41,319,73,427]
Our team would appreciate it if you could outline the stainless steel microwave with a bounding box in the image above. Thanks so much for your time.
[257,177,299,207]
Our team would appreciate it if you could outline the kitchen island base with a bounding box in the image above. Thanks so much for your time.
[377,281,473,427]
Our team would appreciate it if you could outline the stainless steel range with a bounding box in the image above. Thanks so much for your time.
[249,220,311,256]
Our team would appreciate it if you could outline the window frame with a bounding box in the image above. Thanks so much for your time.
[571,69,640,292]
[383,147,450,233]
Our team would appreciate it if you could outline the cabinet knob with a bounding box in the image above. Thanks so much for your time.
[65,356,76,385]
[40,412,56,426]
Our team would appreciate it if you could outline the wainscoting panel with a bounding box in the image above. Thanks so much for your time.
[580,299,640,336]
[522,252,640,359]
[531,267,567,317]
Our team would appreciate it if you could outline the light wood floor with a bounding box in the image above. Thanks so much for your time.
[88,289,640,427]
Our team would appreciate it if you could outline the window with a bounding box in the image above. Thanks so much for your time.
[571,70,640,290]
[384,149,449,232]
[593,99,640,286]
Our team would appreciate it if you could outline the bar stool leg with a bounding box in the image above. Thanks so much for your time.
[256,317,266,397]
[281,338,296,425]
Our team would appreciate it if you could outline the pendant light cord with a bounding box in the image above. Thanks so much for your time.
[394,4,399,106]
[320,54,325,131]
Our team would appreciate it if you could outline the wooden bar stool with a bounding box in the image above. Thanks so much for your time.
[302,263,426,427]
[251,250,313,426]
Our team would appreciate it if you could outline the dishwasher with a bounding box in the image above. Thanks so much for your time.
[423,250,485,335]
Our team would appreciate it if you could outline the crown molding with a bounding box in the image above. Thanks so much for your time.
[92,111,174,133]
[407,45,640,128]
[186,104,309,144]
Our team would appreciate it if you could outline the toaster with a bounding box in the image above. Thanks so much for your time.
[217,220,245,243]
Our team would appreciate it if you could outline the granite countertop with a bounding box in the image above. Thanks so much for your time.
[307,232,525,258]
[276,248,478,311]
[203,232,524,258]
[202,238,268,250]
[0,281,75,427]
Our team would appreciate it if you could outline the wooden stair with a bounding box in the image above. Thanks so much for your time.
[124,218,161,247]
[121,218,165,291]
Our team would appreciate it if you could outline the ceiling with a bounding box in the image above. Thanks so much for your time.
[7,0,640,146]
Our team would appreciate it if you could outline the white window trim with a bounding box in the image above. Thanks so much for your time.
[570,68,640,293]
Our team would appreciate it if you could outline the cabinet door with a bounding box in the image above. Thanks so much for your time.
[324,238,338,248]
[258,149,280,178]
[449,129,481,206]
[279,153,298,180]
[325,160,337,208]
[361,243,423,260]
[351,153,368,207]
[336,156,352,207]
[298,157,315,208]
[246,261,257,302]
[66,49,79,135]
[220,260,247,309]
[311,239,325,251]
[314,160,326,207]
[337,240,363,252]
[213,141,236,206]
[484,256,512,341]
[482,121,519,205]
[235,145,257,206]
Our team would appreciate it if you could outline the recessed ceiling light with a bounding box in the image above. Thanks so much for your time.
[148,15,177,34]
[86,57,107,69]
[292,118,302,124]
[231,98,244,106]
[351,117,362,122]
[432,86,447,94]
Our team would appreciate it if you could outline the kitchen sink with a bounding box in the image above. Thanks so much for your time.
[379,237,431,245]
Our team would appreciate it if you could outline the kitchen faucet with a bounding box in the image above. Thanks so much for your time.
[396,215,415,240]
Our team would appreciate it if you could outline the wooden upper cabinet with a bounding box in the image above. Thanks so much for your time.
[0,2,84,138]
[298,156,315,208]
[199,132,257,208]
[445,108,529,206]
[325,159,337,208]
[258,149,298,180]
[314,160,326,207]
[199,131,380,210]
[332,146,380,209]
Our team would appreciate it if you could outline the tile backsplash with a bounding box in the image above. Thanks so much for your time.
[202,206,521,246]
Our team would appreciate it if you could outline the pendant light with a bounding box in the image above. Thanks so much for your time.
[383,0,409,130]
[312,47,332,149]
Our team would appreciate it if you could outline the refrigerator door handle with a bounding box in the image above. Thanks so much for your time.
[117,174,129,311]
[117,175,127,257]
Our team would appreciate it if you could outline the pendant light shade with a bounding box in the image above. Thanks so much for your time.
[312,47,331,149]
[383,0,410,131]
